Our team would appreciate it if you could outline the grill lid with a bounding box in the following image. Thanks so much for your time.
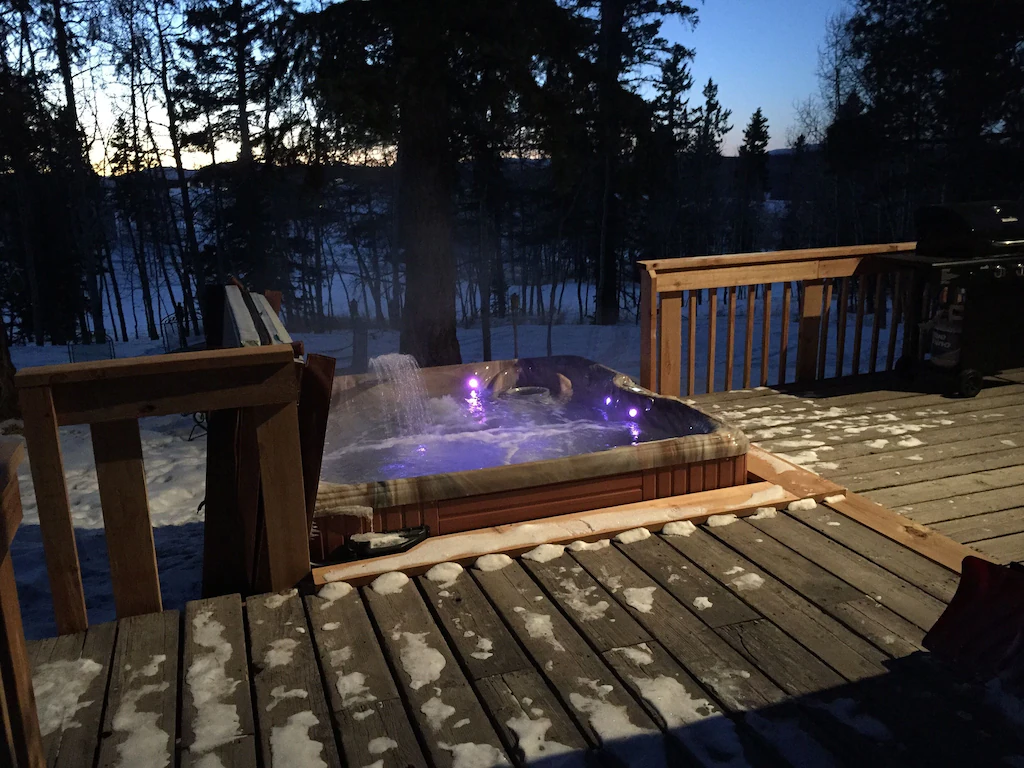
[916,201,1024,259]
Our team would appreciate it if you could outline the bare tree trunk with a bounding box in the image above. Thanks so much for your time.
[52,0,106,341]
[396,8,461,366]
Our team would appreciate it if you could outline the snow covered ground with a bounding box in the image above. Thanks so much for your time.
[7,293,900,639]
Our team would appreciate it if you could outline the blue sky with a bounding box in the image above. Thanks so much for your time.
[662,0,849,153]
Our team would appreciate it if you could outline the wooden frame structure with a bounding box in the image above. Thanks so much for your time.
[639,242,917,396]
[14,346,310,636]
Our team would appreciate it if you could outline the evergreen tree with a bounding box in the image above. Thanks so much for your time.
[685,78,731,255]
[735,106,770,251]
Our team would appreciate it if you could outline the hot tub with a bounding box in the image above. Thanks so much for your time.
[311,355,748,558]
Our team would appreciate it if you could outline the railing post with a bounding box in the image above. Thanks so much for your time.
[1,440,45,768]
[796,279,825,383]
[659,292,683,397]
[639,268,658,391]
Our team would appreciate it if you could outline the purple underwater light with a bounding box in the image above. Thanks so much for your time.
[468,377,480,389]
[628,407,639,418]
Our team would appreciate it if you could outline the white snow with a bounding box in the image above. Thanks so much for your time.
[369,736,399,755]
[567,539,610,552]
[269,711,327,768]
[631,674,717,728]
[693,597,713,611]
[265,639,299,668]
[622,587,657,613]
[522,543,566,563]
[555,579,610,621]
[425,562,464,588]
[438,741,510,768]
[350,531,406,549]
[353,709,375,721]
[336,672,376,708]
[787,498,818,512]
[471,637,494,660]
[421,696,456,731]
[513,607,565,652]
[506,714,580,766]
[267,686,308,712]
[823,494,847,504]
[32,658,103,736]
[112,655,172,768]
[187,610,242,754]
[613,645,654,666]
[371,572,410,595]
[706,514,738,527]
[897,437,924,448]
[723,566,745,576]
[661,521,696,537]
[569,680,664,768]
[264,589,298,609]
[454,718,470,729]
[614,528,651,544]
[866,439,889,449]
[475,554,513,572]
[316,582,353,609]
[731,573,765,591]
[749,507,778,520]
[397,631,446,690]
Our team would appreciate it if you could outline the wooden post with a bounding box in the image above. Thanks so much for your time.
[795,279,825,383]
[202,408,251,598]
[0,441,45,768]
[18,387,88,635]
[253,402,310,591]
[658,291,682,397]
[638,269,657,391]
[91,419,162,618]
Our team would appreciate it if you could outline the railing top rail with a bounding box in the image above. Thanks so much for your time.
[14,345,294,388]
[639,241,916,276]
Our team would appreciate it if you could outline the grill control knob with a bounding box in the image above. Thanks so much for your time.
[1017,263,1024,278]
[994,265,1007,279]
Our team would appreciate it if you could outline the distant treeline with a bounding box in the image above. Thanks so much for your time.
[1,0,1021,372]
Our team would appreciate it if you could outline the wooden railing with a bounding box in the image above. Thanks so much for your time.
[1,440,44,767]
[639,242,917,396]
[13,346,310,635]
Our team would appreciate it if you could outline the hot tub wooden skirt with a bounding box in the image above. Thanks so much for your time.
[310,453,747,561]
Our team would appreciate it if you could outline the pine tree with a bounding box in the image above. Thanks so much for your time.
[685,78,731,255]
[735,106,770,251]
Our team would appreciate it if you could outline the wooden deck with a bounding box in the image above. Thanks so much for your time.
[26,496,1022,768]
[692,367,1024,566]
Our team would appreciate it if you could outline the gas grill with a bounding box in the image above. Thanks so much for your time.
[885,201,1024,397]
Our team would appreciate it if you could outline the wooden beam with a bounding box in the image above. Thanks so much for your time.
[18,387,87,635]
[795,279,824,383]
[827,493,994,574]
[745,446,847,501]
[658,291,682,397]
[638,241,915,275]
[639,269,657,391]
[311,481,799,586]
[201,409,250,598]
[253,402,310,591]
[0,442,24,564]
[91,420,162,618]
[49,360,298,426]
[0,556,44,768]
[14,345,293,388]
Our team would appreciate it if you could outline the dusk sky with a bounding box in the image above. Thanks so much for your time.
[663,0,850,154]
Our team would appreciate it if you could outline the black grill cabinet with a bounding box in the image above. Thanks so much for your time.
[885,201,1024,397]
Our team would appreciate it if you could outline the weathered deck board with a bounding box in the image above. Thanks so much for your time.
[180,595,257,768]
[744,513,945,631]
[364,577,512,768]
[97,611,179,768]
[246,590,342,768]
[472,561,670,765]
[788,504,960,602]
[28,622,116,768]
[660,528,890,683]
[305,586,428,768]
[568,543,790,711]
